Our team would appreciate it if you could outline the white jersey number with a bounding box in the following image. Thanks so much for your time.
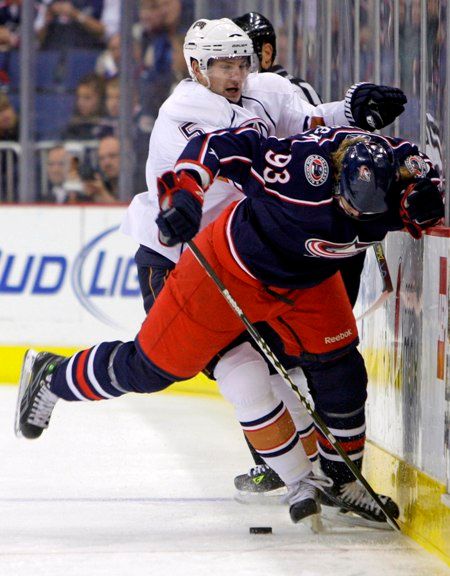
[179,122,205,140]
[263,150,292,184]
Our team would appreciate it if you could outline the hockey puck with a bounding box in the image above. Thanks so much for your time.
[249,526,272,534]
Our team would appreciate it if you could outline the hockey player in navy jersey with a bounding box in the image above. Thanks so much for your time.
[16,125,443,527]
[122,17,408,502]
[232,11,371,497]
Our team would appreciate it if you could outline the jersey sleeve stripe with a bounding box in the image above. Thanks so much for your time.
[175,160,215,189]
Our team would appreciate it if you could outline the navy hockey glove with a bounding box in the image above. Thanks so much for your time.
[399,179,444,239]
[346,82,407,131]
[156,170,204,246]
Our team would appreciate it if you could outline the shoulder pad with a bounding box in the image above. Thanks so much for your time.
[161,79,233,126]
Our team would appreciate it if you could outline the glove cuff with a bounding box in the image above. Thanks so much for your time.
[344,82,368,125]
[176,161,215,190]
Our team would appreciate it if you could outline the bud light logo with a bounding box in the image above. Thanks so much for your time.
[71,225,141,330]
[0,224,142,331]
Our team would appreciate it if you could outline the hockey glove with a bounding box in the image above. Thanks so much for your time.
[347,82,407,131]
[156,170,204,246]
[399,179,444,239]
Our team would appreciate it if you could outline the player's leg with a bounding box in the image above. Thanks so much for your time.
[234,367,318,497]
[303,348,399,525]
[135,242,316,498]
[286,272,399,524]
[227,320,317,497]
[15,341,177,439]
[236,253,368,497]
[16,232,245,439]
[135,245,175,313]
[214,341,331,523]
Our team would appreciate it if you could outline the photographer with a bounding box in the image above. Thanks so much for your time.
[81,135,120,203]
[35,1,111,50]
[45,145,80,203]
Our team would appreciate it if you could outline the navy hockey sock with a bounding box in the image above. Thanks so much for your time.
[49,341,175,401]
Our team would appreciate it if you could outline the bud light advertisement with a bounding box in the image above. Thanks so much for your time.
[0,207,144,346]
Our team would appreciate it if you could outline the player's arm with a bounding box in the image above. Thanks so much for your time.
[281,80,407,134]
[382,136,444,238]
[156,127,263,247]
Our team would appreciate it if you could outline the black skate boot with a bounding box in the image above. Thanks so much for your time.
[286,472,333,531]
[320,480,400,528]
[15,350,65,439]
[234,464,286,501]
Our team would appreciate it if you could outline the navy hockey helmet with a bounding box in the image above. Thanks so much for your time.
[232,12,277,62]
[337,138,396,219]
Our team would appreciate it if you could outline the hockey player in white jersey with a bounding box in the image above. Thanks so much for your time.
[120,17,406,525]
[122,17,406,268]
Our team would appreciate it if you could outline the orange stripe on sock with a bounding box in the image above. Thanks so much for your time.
[75,349,102,401]
[317,431,365,452]
[300,429,318,459]
[244,409,296,452]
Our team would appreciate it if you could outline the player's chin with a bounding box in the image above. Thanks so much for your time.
[224,88,242,102]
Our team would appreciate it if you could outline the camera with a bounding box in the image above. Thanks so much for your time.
[78,163,98,182]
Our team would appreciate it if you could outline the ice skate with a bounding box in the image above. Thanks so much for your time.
[15,350,65,439]
[285,472,333,532]
[320,480,400,529]
[234,464,287,503]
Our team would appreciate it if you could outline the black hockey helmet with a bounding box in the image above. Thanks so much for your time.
[232,12,277,62]
[337,138,396,219]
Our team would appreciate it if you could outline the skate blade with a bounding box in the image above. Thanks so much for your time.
[234,487,287,505]
[321,506,394,531]
[14,349,38,438]
[309,513,325,534]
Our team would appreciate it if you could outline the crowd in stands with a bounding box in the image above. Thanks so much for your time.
[0,0,189,203]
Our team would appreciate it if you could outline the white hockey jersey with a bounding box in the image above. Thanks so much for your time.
[121,72,350,263]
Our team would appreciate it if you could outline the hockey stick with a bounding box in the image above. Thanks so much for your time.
[357,243,394,321]
[188,239,400,532]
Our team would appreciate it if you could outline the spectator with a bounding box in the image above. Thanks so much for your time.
[63,72,105,140]
[133,0,171,78]
[82,135,120,202]
[161,0,181,35]
[34,1,108,50]
[134,0,174,131]
[95,31,120,79]
[0,0,21,52]
[97,75,119,137]
[0,92,18,201]
[45,144,83,203]
[134,32,185,193]
[168,32,187,88]
[101,0,120,40]
[0,92,18,140]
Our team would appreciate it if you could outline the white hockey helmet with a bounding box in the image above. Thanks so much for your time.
[183,18,256,80]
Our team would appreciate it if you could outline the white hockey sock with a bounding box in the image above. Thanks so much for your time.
[215,343,311,486]
[269,368,318,461]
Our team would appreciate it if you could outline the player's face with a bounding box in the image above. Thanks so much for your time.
[206,57,250,102]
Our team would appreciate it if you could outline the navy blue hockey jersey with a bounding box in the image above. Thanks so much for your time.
[176,125,438,289]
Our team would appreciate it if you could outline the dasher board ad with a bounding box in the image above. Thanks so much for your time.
[0,206,145,347]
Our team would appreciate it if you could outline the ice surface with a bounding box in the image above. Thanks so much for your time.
[0,386,448,576]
